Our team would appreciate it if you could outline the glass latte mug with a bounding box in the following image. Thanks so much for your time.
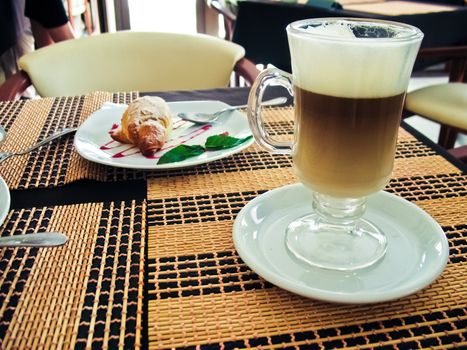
[248,18,423,270]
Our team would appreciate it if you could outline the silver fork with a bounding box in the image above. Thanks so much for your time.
[0,127,78,164]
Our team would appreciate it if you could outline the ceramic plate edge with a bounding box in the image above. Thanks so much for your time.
[74,100,254,170]
[232,183,449,304]
[0,177,10,227]
[75,134,254,170]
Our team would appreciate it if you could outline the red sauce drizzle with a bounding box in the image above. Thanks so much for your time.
[100,124,213,160]
[100,140,120,150]
[145,124,212,159]
[112,146,140,158]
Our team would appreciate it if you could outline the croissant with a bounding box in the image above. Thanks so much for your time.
[111,96,173,156]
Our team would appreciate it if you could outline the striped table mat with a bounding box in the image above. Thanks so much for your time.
[0,200,145,350]
[2,96,455,192]
[146,108,466,349]
[0,95,295,191]
[0,91,138,190]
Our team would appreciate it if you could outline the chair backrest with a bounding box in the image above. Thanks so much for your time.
[19,31,246,97]
[208,0,237,40]
[232,0,467,72]
[232,1,375,72]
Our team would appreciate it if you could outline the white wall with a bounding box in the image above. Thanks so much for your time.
[128,0,197,33]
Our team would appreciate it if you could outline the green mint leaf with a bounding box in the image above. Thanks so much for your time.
[157,145,205,164]
[205,134,253,150]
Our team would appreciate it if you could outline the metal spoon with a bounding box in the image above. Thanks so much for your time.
[177,97,287,124]
[0,127,78,164]
[0,232,68,248]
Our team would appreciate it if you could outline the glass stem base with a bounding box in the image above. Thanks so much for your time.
[286,193,387,270]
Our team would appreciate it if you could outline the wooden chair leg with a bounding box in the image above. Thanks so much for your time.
[438,125,458,149]
[234,58,260,86]
[448,144,467,163]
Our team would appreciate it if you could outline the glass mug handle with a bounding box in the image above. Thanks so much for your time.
[247,68,294,155]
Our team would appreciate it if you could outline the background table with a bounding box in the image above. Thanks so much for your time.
[0,88,466,349]
[232,0,467,72]
[344,0,459,15]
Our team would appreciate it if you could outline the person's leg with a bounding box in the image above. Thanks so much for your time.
[25,0,75,48]
[29,19,54,48]
[47,22,75,43]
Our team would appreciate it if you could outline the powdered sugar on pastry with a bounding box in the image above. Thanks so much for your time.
[111,96,173,156]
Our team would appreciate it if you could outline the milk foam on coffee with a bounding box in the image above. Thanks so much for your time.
[287,19,423,198]
[288,20,421,98]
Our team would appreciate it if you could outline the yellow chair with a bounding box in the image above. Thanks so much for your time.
[405,83,467,145]
[404,45,467,161]
[0,31,258,100]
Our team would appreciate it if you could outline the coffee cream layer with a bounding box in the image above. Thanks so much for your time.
[288,20,421,198]
[288,20,421,98]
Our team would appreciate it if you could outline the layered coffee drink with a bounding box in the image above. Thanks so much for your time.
[247,17,423,270]
[288,20,421,198]
[294,89,404,197]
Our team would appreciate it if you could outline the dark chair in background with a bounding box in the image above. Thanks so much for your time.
[231,0,467,162]
[206,0,237,40]
[403,0,466,5]
[232,0,467,72]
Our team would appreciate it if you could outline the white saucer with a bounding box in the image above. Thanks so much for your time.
[0,176,10,227]
[233,183,449,304]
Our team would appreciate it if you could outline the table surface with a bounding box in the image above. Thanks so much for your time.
[0,88,466,349]
[344,0,459,15]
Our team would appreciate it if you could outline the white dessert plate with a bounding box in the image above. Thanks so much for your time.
[74,101,253,169]
[0,176,10,227]
[233,183,449,304]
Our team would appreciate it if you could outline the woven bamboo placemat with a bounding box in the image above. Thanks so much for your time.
[1,97,450,192]
[0,91,138,190]
[146,108,466,349]
[0,200,145,350]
